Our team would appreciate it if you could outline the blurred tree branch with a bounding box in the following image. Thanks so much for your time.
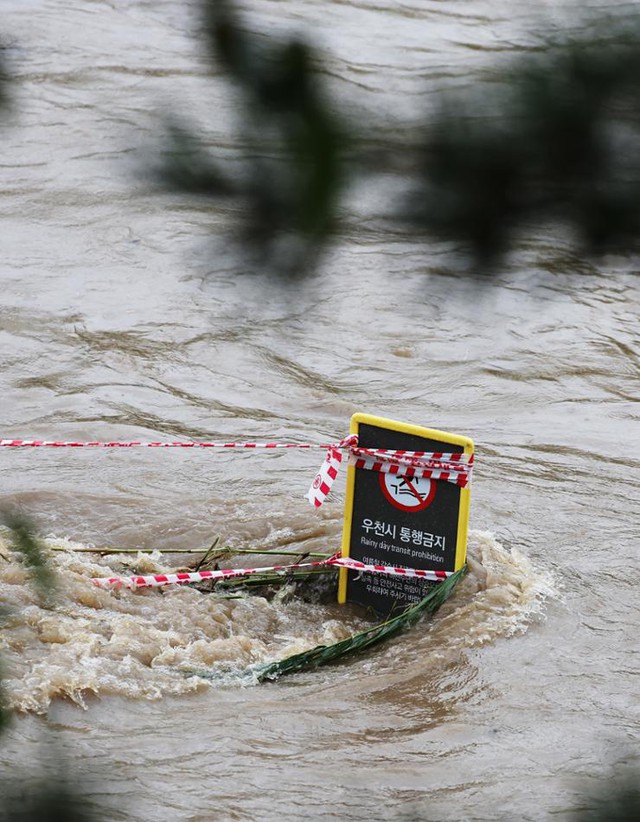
[158,4,640,276]
[406,16,640,263]
[0,513,97,821]
[1,510,54,606]
[0,511,54,731]
[0,42,11,111]
[160,0,344,276]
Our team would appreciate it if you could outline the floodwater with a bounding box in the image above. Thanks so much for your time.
[1,1,638,820]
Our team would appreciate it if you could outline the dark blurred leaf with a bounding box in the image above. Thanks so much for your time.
[0,659,9,735]
[572,775,640,821]
[1,510,54,606]
[405,14,640,263]
[0,45,9,111]
[158,0,344,277]
[159,5,640,273]
[0,515,97,821]
[0,779,97,822]
[160,120,234,196]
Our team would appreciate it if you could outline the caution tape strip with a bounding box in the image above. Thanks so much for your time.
[329,555,450,581]
[0,439,324,450]
[0,435,473,507]
[307,437,472,506]
[91,555,334,590]
[90,553,454,590]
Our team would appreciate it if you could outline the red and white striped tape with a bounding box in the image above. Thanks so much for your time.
[305,435,358,507]
[0,439,324,450]
[90,552,453,590]
[329,555,450,582]
[309,442,472,506]
[0,435,473,507]
[350,446,471,484]
[91,555,334,590]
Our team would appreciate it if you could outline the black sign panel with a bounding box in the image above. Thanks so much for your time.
[338,414,473,617]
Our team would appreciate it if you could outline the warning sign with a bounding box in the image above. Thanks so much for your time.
[338,413,473,617]
[379,473,435,512]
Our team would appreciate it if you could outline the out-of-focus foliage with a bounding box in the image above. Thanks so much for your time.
[0,511,54,733]
[160,0,343,276]
[1,510,54,605]
[571,774,640,821]
[159,4,640,275]
[0,45,9,110]
[0,513,96,821]
[407,16,640,263]
[0,778,97,822]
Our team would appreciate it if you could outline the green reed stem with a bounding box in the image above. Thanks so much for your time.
[46,545,332,558]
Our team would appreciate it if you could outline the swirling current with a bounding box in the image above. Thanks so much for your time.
[0,1,638,820]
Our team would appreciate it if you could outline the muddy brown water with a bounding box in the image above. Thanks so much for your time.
[1,1,638,820]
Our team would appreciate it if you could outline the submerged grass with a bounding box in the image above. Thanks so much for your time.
[6,522,464,684]
[192,567,466,682]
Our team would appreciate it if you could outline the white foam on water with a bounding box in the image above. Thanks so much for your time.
[0,529,556,712]
[431,529,557,648]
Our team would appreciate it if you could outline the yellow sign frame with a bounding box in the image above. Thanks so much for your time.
[337,412,474,605]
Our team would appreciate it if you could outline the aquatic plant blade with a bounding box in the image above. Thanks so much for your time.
[250,568,465,680]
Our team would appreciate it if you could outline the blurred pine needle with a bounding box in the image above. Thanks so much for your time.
[0,510,54,606]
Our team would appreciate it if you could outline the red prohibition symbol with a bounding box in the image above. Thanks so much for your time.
[379,473,436,512]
